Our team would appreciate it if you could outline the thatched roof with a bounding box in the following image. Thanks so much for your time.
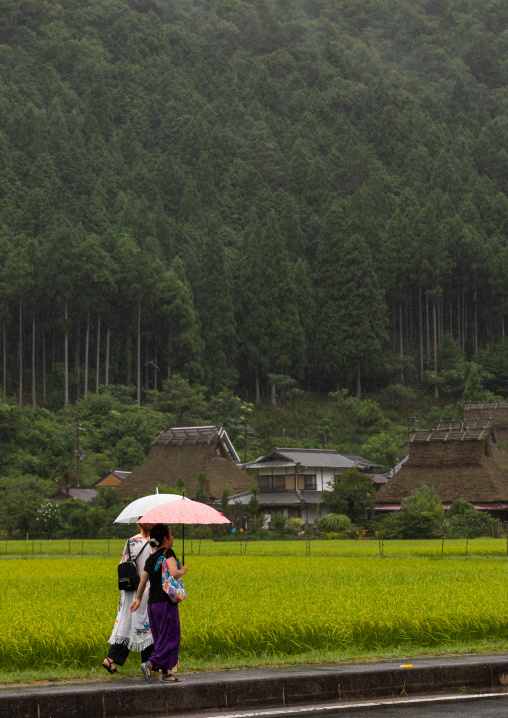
[118,425,252,500]
[464,403,508,441]
[409,420,495,444]
[376,444,508,504]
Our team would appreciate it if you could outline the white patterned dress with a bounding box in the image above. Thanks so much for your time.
[108,534,154,652]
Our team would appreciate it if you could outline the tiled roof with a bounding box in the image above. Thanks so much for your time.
[342,454,380,469]
[242,448,356,470]
[48,488,98,503]
[226,490,324,507]
[113,471,132,480]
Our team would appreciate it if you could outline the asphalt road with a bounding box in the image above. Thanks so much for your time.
[165,693,508,718]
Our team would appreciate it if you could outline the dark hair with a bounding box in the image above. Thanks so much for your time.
[149,523,170,548]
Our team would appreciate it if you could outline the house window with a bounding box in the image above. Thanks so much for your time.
[304,475,316,490]
[258,475,285,491]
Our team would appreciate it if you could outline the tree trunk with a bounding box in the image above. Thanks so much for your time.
[425,292,430,369]
[19,301,22,410]
[31,317,36,407]
[399,303,404,384]
[433,300,438,398]
[457,284,461,348]
[2,322,6,402]
[137,301,141,406]
[126,334,131,385]
[474,289,478,356]
[64,301,69,405]
[105,327,110,386]
[76,324,80,399]
[270,382,276,405]
[356,360,361,399]
[154,349,158,390]
[255,372,261,405]
[42,332,46,405]
[96,315,101,392]
[84,311,90,398]
[502,298,505,340]
[418,286,424,380]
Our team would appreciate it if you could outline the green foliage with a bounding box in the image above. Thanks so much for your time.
[383,484,444,539]
[323,469,375,523]
[194,472,209,504]
[361,432,400,473]
[287,517,304,533]
[271,514,289,535]
[445,500,492,539]
[316,513,352,535]
[0,476,49,536]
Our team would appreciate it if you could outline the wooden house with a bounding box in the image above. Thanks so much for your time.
[47,488,98,503]
[227,448,379,525]
[117,425,253,500]
[95,470,132,488]
[375,420,508,516]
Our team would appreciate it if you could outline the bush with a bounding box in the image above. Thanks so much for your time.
[271,514,289,534]
[381,484,444,539]
[445,500,492,538]
[317,513,352,534]
[288,517,304,533]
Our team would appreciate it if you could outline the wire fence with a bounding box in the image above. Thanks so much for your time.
[4,535,508,560]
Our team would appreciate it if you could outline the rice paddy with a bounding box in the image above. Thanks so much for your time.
[4,538,508,681]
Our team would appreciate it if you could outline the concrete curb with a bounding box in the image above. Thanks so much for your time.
[2,655,508,718]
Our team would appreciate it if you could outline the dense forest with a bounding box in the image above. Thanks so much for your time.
[2,0,508,407]
[3,0,508,530]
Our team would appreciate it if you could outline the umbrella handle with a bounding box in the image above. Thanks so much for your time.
[182,523,185,565]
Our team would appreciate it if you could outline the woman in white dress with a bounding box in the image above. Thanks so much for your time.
[102,522,154,673]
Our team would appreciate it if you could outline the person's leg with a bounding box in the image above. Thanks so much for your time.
[141,644,154,664]
[103,642,130,671]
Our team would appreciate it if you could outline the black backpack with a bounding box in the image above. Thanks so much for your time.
[117,539,148,592]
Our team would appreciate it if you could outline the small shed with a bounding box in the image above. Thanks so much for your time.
[95,470,132,488]
[118,425,253,500]
[375,420,508,516]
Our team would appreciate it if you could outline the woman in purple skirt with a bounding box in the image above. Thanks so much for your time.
[130,523,187,683]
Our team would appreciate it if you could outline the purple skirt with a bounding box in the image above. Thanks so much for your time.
[147,601,180,672]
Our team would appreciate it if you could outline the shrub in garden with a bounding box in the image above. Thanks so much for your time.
[381,484,444,539]
[288,517,304,534]
[271,514,289,534]
[317,513,352,536]
[445,499,492,538]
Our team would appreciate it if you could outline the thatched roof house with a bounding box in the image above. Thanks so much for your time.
[464,402,508,441]
[118,425,252,500]
[375,420,508,515]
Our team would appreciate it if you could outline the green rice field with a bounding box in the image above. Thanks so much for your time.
[4,538,508,683]
[5,535,508,559]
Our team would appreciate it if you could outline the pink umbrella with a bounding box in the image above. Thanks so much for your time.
[139,496,230,563]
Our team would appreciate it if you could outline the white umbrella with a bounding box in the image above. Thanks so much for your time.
[114,491,183,524]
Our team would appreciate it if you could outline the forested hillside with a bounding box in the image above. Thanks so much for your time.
[2,0,508,406]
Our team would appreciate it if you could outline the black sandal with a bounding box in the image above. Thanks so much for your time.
[102,658,118,674]
[161,674,185,683]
